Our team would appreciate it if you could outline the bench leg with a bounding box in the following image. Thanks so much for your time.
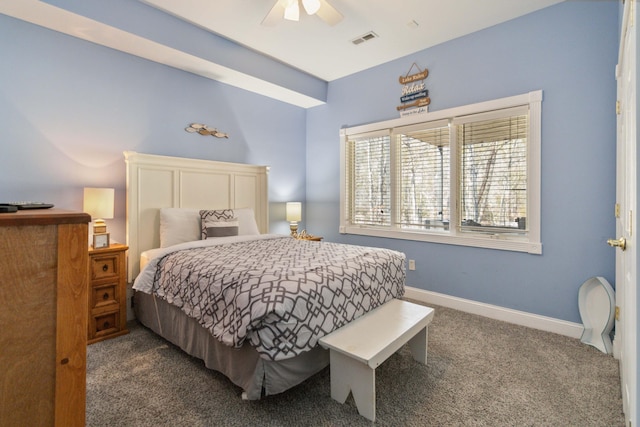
[329,350,377,422]
[408,325,428,364]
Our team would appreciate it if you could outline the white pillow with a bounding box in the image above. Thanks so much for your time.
[159,208,200,248]
[235,208,261,236]
[159,207,261,248]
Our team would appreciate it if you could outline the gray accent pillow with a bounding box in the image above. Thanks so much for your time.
[201,211,239,238]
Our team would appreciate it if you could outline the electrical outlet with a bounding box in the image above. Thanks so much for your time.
[408,259,416,270]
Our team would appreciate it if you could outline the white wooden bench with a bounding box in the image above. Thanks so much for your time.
[319,299,435,422]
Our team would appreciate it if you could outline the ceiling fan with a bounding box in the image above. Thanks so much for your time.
[262,0,343,26]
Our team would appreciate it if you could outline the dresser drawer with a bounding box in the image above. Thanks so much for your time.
[91,311,120,337]
[91,282,119,309]
[90,254,120,280]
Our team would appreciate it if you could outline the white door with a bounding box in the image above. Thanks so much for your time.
[613,0,637,425]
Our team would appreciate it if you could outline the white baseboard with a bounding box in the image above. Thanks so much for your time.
[405,286,584,339]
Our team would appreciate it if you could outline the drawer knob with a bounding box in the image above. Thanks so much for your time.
[102,292,109,300]
[103,321,110,329]
[60,358,69,365]
[102,264,108,272]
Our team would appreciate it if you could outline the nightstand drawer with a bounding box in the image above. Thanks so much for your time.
[91,311,120,337]
[90,254,120,280]
[91,282,119,309]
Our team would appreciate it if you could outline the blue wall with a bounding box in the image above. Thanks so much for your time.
[306,1,619,323]
[0,13,308,240]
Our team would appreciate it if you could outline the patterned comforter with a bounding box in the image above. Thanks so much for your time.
[133,235,405,361]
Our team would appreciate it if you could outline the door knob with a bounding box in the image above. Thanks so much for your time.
[607,237,626,251]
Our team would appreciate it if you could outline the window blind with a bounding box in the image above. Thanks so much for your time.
[396,123,450,230]
[346,134,391,226]
[457,112,528,232]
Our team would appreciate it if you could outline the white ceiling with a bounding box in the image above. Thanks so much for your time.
[141,0,565,81]
[1,0,564,107]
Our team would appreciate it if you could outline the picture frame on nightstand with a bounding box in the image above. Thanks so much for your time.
[93,232,110,249]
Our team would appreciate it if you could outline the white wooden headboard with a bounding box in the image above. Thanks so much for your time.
[124,151,269,282]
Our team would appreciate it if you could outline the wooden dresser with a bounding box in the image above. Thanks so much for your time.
[0,209,90,427]
[88,243,129,344]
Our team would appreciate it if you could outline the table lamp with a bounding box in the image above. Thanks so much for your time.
[286,202,302,236]
[84,187,114,247]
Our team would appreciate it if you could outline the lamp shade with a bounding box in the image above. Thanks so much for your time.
[286,202,302,222]
[83,187,114,220]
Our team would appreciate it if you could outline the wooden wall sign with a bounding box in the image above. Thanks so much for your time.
[399,68,428,84]
[397,63,430,115]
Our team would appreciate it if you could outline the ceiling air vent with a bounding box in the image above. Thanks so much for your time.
[351,31,378,46]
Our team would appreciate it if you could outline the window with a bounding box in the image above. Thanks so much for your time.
[346,131,391,226]
[396,120,450,231]
[340,91,542,254]
[456,107,528,233]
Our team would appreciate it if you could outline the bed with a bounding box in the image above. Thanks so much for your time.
[125,151,406,399]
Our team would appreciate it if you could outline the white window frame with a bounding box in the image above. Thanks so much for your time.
[340,90,542,254]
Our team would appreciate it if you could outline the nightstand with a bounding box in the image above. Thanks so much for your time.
[88,243,129,344]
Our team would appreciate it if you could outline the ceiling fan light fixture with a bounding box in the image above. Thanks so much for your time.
[262,0,342,27]
[302,0,321,15]
[283,0,300,21]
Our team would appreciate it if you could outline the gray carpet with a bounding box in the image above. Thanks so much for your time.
[87,304,624,426]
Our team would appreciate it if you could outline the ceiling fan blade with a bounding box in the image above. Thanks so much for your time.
[261,0,285,26]
[316,0,343,26]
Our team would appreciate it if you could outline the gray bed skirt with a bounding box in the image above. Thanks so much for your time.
[133,291,330,399]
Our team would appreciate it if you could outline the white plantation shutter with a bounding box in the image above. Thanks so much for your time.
[454,106,528,232]
[345,131,391,226]
[395,120,450,230]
